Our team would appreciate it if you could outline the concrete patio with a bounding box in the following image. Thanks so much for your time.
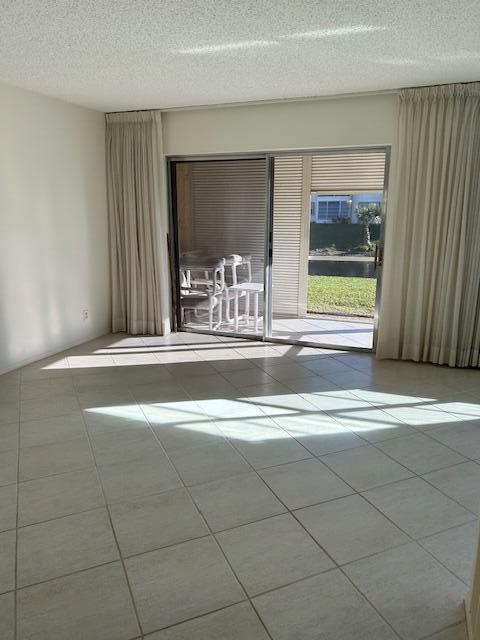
[183,315,374,350]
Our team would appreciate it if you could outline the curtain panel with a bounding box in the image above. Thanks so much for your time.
[377,83,480,367]
[105,111,170,335]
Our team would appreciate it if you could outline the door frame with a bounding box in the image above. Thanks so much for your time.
[166,145,391,353]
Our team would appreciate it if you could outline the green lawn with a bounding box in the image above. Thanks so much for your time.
[307,275,376,317]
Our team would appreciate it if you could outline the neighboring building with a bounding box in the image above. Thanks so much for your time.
[310,192,383,223]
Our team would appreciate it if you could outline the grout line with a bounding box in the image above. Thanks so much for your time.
[136,346,277,637]
[15,558,119,593]
[13,379,21,640]
[178,366,396,635]
[135,396,276,640]
[356,487,476,588]
[139,602,254,638]
[336,565,405,639]
[77,410,145,638]
[419,621,468,640]
[202,368,479,600]
[5,333,479,639]
[205,368,406,639]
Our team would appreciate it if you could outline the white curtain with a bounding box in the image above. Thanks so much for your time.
[377,83,480,367]
[106,111,170,335]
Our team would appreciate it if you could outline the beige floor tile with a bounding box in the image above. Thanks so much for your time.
[83,408,149,438]
[190,472,285,532]
[110,488,208,557]
[259,458,352,510]
[98,453,181,503]
[253,569,397,640]
[0,530,15,594]
[428,422,480,459]
[383,405,460,430]
[180,373,239,399]
[20,413,85,448]
[295,493,409,565]
[20,356,70,381]
[169,441,251,486]
[20,378,75,401]
[166,362,218,379]
[217,513,333,595]
[0,450,18,487]
[152,420,225,452]
[0,592,14,640]
[90,428,163,466]
[0,401,20,425]
[17,508,118,586]
[18,468,104,526]
[76,386,136,410]
[331,407,417,442]
[423,461,480,514]
[125,536,244,633]
[426,623,468,640]
[0,423,19,453]
[362,477,475,539]
[420,522,477,584]
[321,445,413,491]
[17,562,139,640]
[278,413,366,456]
[0,484,17,532]
[377,434,466,474]
[228,429,312,469]
[19,438,93,481]
[20,395,79,421]
[147,602,269,640]
[344,543,467,640]
[130,381,188,404]
[223,368,276,389]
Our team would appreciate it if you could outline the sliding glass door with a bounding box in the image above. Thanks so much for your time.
[170,158,268,337]
[268,149,388,351]
[169,148,389,351]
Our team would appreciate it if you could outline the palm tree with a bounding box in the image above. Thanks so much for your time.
[356,204,381,246]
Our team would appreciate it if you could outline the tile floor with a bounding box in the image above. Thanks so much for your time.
[0,331,479,639]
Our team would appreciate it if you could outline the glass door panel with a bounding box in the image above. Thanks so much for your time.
[171,158,268,337]
[269,150,388,350]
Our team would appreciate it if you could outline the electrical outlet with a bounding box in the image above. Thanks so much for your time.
[82,309,89,321]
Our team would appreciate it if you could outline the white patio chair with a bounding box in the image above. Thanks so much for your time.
[180,257,225,330]
[223,254,252,324]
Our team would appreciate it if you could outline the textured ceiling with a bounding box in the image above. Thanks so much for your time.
[1,0,480,112]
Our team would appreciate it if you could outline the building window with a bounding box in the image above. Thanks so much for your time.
[357,201,381,209]
[316,198,349,223]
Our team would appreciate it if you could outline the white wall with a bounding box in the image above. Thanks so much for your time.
[162,92,398,155]
[0,82,110,374]
[0,88,397,373]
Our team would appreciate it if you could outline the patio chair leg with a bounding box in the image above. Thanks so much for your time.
[225,291,232,322]
[245,292,250,326]
[217,297,223,329]
[254,292,259,333]
[234,292,239,332]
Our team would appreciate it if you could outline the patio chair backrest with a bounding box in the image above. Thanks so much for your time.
[225,254,252,286]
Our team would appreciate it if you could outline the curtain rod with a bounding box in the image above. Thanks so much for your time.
[403,78,480,91]
[105,88,398,115]
[105,79,479,116]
